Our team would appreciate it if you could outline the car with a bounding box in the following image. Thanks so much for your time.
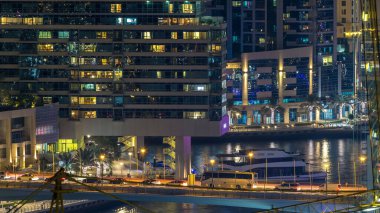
[275,183,301,191]
[110,178,127,184]
[319,183,341,191]
[82,178,101,184]
[0,171,4,179]
[142,179,161,185]
[167,180,188,187]
[18,173,38,181]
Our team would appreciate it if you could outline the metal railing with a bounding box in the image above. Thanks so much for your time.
[258,190,380,213]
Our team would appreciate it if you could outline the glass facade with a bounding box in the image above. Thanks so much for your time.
[361,0,380,189]
[0,1,227,122]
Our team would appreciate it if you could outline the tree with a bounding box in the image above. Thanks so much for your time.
[74,147,96,175]
[300,95,321,122]
[261,98,283,124]
[330,95,349,119]
[57,152,75,171]
[0,89,13,107]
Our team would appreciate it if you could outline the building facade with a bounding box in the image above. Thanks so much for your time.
[0,105,58,170]
[239,46,315,125]
[206,0,356,98]
[0,0,228,178]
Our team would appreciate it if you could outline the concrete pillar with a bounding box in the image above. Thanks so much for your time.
[315,109,320,122]
[284,107,290,124]
[247,110,253,126]
[136,136,145,152]
[175,136,191,180]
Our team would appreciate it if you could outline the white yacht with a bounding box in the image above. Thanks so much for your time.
[216,149,326,182]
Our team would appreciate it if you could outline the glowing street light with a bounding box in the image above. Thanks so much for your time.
[360,156,367,164]
[210,159,215,188]
[248,152,254,172]
[128,152,132,177]
[99,154,105,183]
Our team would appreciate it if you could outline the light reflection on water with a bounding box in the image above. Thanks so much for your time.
[146,137,367,184]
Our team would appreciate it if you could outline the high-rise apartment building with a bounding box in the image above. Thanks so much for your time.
[0,2,227,137]
[0,0,228,178]
[207,0,356,98]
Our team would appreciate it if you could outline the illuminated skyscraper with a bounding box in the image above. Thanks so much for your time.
[0,1,228,142]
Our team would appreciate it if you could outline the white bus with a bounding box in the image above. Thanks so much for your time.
[201,171,258,189]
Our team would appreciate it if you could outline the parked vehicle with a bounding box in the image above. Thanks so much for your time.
[167,180,188,187]
[201,171,257,189]
[18,173,38,181]
[142,179,161,185]
[319,183,341,191]
[82,177,100,184]
[109,178,126,184]
[274,183,301,191]
[0,171,6,180]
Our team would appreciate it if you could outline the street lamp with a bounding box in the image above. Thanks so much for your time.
[359,156,366,188]
[100,154,105,183]
[140,148,146,178]
[128,152,132,177]
[248,152,254,172]
[210,159,215,188]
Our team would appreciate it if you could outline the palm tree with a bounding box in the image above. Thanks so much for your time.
[330,95,349,119]
[300,94,321,122]
[75,147,95,175]
[57,152,75,171]
[261,98,284,124]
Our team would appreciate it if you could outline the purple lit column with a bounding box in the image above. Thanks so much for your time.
[175,136,191,180]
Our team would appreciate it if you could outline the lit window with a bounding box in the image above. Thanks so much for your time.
[143,32,151,39]
[168,4,174,13]
[43,97,52,104]
[58,31,69,39]
[81,44,97,52]
[209,44,221,52]
[38,31,51,39]
[125,18,137,25]
[259,38,266,44]
[171,32,178,39]
[70,57,78,66]
[114,70,122,80]
[322,56,333,66]
[0,17,22,25]
[71,110,79,120]
[151,45,165,52]
[182,4,194,13]
[37,44,54,52]
[79,97,96,105]
[96,32,108,39]
[101,58,109,65]
[70,97,79,105]
[232,1,241,7]
[83,111,97,118]
[110,4,122,13]
[183,32,204,39]
[23,17,43,25]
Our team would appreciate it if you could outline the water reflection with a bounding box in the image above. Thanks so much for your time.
[145,137,367,184]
